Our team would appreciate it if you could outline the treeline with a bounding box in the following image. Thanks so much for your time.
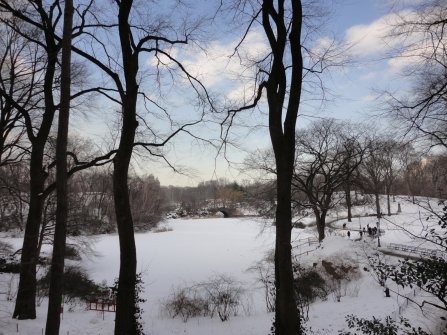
[163,179,244,214]
[245,119,447,241]
[0,164,164,235]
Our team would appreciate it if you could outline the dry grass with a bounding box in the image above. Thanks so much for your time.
[153,227,173,233]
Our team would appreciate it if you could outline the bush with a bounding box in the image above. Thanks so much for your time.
[164,287,209,322]
[163,275,245,322]
[0,241,13,254]
[321,258,360,302]
[64,245,81,260]
[152,227,173,233]
[293,266,328,320]
[37,265,106,304]
[0,256,20,273]
[339,315,430,335]
[201,275,244,321]
[250,257,330,316]
[247,259,275,312]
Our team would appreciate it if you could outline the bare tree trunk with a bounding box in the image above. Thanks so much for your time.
[346,182,352,222]
[386,192,391,216]
[274,158,300,334]
[113,148,137,334]
[114,1,138,332]
[45,0,73,333]
[263,1,303,333]
[313,209,326,242]
[375,192,381,218]
[9,6,59,318]
[12,148,45,319]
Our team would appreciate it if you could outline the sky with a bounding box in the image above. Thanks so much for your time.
[72,0,425,187]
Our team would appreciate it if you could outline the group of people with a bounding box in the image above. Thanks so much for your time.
[343,223,379,239]
[365,224,379,236]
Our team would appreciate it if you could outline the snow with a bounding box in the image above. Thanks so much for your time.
[0,198,445,334]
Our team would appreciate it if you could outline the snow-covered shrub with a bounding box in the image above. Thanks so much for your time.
[340,315,430,335]
[152,227,173,233]
[201,275,244,321]
[163,287,208,322]
[293,266,328,320]
[321,258,360,302]
[247,259,275,312]
[0,241,13,254]
[37,265,106,305]
[163,275,245,322]
[0,255,20,273]
[64,245,81,260]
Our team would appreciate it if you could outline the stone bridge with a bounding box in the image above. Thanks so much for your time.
[210,207,239,218]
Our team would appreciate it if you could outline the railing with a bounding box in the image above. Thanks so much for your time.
[387,243,444,258]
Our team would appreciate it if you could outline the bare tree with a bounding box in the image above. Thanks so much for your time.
[0,1,62,319]
[340,125,367,222]
[0,162,29,231]
[402,149,427,204]
[223,1,306,333]
[222,1,347,331]
[250,2,303,332]
[381,139,404,216]
[0,23,36,166]
[292,119,364,241]
[129,174,164,230]
[64,1,211,332]
[384,0,447,150]
[45,0,73,332]
[0,0,105,319]
[358,137,387,218]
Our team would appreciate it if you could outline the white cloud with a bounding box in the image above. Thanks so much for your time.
[177,29,269,99]
[360,71,381,81]
[344,9,434,74]
[361,94,379,102]
[344,12,404,57]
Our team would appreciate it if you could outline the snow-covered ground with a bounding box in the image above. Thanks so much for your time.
[0,197,446,334]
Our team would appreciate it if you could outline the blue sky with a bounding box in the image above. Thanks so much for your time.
[145,0,424,186]
[73,0,424,186]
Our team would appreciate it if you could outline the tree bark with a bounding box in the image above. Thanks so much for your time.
[262,1,303,333]
[314,209,326,242]
[386,192,391,216]
[12,147,45,319]
[375,192,381,218]
[11,8,59,318]
[45,0,73,333]
[114,1,139,333]
[346,182,352,222]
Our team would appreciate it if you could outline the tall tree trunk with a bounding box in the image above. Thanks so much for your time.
[12,148,45,319]
[45,1,73,333]
[345,182,352,222]
[386,192,391,216]
[274,158,300,334]
[113,107,138,334]
[264,1,303,333]
[375,192,381,218]
[314,209,326,242]
[114,1,138,333]
[12,19,58,318]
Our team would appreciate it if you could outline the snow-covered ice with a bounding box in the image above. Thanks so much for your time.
[0,197,445,334]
